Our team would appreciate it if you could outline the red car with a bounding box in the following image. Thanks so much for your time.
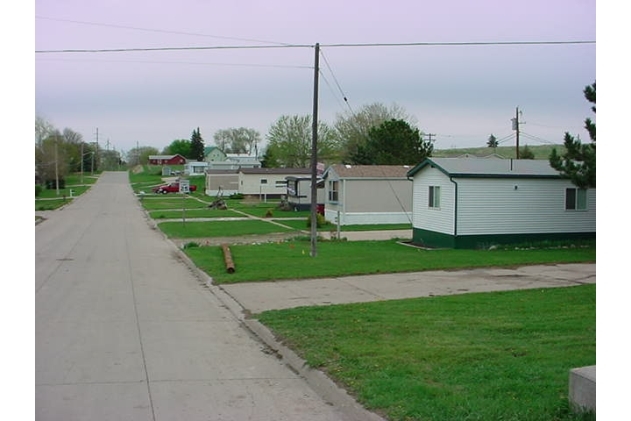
[152,182,197,194]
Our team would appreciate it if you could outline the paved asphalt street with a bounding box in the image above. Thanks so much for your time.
[36,172,374,421]
[35,172,596,421]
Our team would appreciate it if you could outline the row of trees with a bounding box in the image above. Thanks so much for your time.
[159,102,435,168]
[38,82,594,190]
[35,117,123,187]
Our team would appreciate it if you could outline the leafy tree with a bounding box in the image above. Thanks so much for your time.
[164,139,192,158]
[190,127,205,161]
[265,115,341,167]
[349,119,433,165]
[549,82,596,188]
[35,116,55,147]
[213,127,261,155]
[334,102,416,163]
[260,147,280,168]
[519,145,535,159]
[126,146,159,166]
[36,131,69,186]
[487,134,498,149]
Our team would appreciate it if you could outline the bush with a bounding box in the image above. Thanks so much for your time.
[306,213,328,228]
[35,185,42,197]
[230,193,244,199]
[264,209,274,218]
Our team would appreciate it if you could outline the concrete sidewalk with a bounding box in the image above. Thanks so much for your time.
[218,263,595,314]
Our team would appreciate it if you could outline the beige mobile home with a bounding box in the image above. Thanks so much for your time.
[323,164,413,225]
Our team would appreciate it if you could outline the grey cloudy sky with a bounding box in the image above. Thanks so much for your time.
[33,0,596,156]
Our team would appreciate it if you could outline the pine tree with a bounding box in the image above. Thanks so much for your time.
[190,127,205,162]
[549,82,596,188]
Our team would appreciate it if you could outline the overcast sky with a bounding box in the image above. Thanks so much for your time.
[33,0,596,156]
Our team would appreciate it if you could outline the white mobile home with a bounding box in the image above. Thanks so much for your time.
[323,164,413,225]
[406,158,596,249]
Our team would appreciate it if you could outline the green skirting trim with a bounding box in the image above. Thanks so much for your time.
[412,228,596,249]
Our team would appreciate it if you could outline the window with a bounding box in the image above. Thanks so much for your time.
[429,186,440,208]
[565,188,587,210]
[275,180,287,188]
[260,179,268,185]
[329,180,339,202]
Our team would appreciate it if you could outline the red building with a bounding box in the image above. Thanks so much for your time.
[148,154,186,165]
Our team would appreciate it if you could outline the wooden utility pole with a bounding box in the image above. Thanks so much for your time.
[513,107,520,159]
[310,43,320,258]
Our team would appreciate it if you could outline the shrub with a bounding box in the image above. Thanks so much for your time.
[264,209,274,218]
[35,185,42,197]
[230,193,244,199]
[306,213,328,228]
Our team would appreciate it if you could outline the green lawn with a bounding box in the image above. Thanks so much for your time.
[256,284,596,421]
[36,173,100,210]
[184,239,596,284]
[157,219,297,238]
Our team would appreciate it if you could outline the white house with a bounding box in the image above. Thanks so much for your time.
[184,161,209,176]
[322,164,413,226]
[204,167,311,199]
[285,175,325,213]
[238,168,310,199]
[406,157,596,249]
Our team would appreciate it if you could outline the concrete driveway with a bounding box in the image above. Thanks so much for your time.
[36,172,377,421]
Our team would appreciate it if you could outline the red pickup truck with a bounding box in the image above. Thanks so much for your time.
[152,182,197,194]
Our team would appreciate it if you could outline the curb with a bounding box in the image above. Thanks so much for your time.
[164,228,386,421]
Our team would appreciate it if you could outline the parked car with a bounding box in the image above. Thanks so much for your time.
[152,182,197,194]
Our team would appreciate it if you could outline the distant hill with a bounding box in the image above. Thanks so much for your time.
[432,144,566,160]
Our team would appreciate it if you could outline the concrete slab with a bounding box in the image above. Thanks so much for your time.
[221,264,596,314]
[36,383,153,421]
[569,365,596,413]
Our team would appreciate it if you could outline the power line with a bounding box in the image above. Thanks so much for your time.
[319,49,354,115]
[35,44,311,54]
[36,16,292,46]
[321,40,595,48]
[36,39,595,54]
[36,56,312,69]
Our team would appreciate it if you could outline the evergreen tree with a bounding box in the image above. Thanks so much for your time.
[487,134,498,149]
[549,82,596,188]
[353,119,433,165]
[190,127,205,162]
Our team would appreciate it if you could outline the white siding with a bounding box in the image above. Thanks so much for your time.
[412,167,455,235]
[456,178,596,235]
[323,170,413,225]
[239,174,289,196]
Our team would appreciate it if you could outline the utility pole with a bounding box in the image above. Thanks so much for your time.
[426,133,436,144]
[80,142,84,184]
[512,107,520,159]
[54,135,60,196]
[310,42,320,258]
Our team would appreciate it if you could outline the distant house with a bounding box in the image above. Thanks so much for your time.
[406,157,596,249]
[285,175,325,213]
[183,161,209,176]
[204,146,227,163]
[148,154,186,165]
[322,164,413,226]
[204,167,311,198]
[239,168,310,199]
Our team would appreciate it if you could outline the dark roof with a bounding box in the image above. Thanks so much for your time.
[324,164,412,179]
[240,167,311,175]
[406,158,561,179]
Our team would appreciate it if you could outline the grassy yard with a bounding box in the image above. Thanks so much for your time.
[256,284,596,421]
[184,239,596,284]
[36,173,100,210]
[157,219,297,238]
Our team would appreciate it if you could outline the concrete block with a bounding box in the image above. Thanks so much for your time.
[569,365,596,414]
